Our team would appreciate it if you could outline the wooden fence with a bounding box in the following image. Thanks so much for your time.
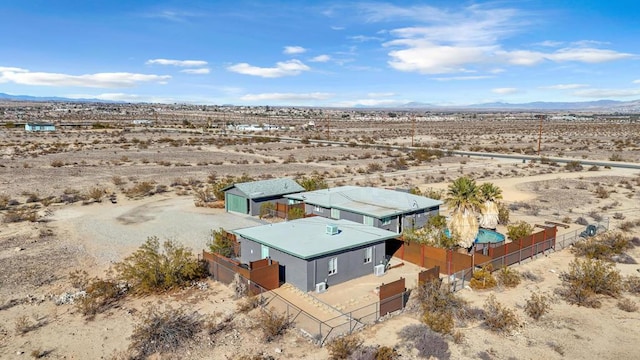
[418,266,440,286]
[202,251,280,294]
[395,226,557,276]
[273,202,305,219]
[379,277,406,316]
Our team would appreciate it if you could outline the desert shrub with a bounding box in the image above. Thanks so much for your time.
[483,294,520,334]
[112,175,125,186]
[588,210,603,222]
[114,237,206,295]
[128,305,203,359]
[613,212,625,220]
[398,324,450,360]
[24,192,40,203]
[565,161,583,171]
[617,298,638,312]
[77,278,125,318]
[506,221,533,241]
[14,315,31,335]
[470,265,497,290]
[287,207,305,220]
[69,269,90,290]
[524,291,551,320]
[625,275,640,294]
[51,160,64,167]
[496,267,521,288]
[208,228,236,258]
[572,232,631,261]
[193,186,215,206]
[296,174,328,191]
[558,258,622,307]
[0,194,10,210]
[618,221,638,232]
[237,295,264,313]
[61,188,84,204]
[415,279,474,333]
[126,181,155,198]
[256,309,291,342]
[497,202,509,225]
[327,334,363,359]
[259,202,275,219]
[575,217,589,226]
[423,310,454,334]
[371,346,399,360]
[86,187,104,202]
[3,207,37,223]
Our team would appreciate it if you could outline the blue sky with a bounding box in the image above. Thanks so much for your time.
[1,1,638,107]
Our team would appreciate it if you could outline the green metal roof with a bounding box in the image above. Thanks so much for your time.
[285,186,442,218]
[232,217,399,260]
[223,178,305,199]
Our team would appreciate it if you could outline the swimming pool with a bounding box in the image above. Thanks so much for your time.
[443,228,505,244]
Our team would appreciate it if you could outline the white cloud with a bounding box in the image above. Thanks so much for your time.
[534,40,563,47]
[0,68,170,88]
[240,92,333,102]
[283,46,306,55]
[349,35,384,42]
[146,59,208,67]
[434,75,493,81]
[331,26,345,30]
[572,88,640,98]
[547,47,632,63]
[367,92,395,98]
[541,84,588,90]
[227,60,310,78]
[180,68,210,74]
[385,39,492,74]
[497,50,546,65]
[378,4,633,74]
[309,54,331,63]
[492,87,518,95]
[634,79,640,84]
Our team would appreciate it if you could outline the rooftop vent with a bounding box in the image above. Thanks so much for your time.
[326,224,339,235]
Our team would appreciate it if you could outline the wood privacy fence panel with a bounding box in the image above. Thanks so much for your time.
[418,266,440,285]
[274,202,305,219]
[202,251,280,294]
[379,278,406,316]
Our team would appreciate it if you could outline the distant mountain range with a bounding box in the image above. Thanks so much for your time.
[1,92,639,111]
[0,93,119,103]
[401,99,640,111]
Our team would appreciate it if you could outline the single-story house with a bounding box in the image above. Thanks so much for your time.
[222,178,305,216]
[285,186,442,233]
[234,217,399,292]
[25,122,56,132]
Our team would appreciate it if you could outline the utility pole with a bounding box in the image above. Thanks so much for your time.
[536,114,545,155]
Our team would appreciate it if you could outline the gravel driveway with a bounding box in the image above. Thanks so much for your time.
[51,195,266,266]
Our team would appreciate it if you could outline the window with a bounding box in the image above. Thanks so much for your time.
[314,205,322,213]
[261,244,269,259]
[331,208,340,219]
[364,247,372,264]
[381,217,392,226]
[363,215,374,226]
[328,257,337,276]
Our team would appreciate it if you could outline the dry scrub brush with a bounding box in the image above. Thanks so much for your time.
[256,308,291,342]
[398,324,451,360]
[558,258,622,308]
[416,279,479,334]
[524,291,551,321]
[326,334,364,360]
[572,232,632,262]
[128,305,203,359]
[483,294,520,334]
[470,265,497,290]
[77,277,126,318]
[496,266,521,288]
[114,237,206,295]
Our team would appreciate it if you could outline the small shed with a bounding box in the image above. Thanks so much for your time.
[25,122,56,132]
[235,217,399,292]
[222,178,305,216]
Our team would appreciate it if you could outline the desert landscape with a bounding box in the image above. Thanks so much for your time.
[1,102,640,359]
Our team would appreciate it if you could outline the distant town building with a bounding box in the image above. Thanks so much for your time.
[25,122,56,132]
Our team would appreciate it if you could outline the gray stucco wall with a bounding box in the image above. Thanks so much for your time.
[401,206,440,230]
[238,235,386,292]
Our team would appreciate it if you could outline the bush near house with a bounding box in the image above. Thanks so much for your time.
[208,228,236,258]
[114,237,206,295]
[558,258,622,308]
[506,221,533,241]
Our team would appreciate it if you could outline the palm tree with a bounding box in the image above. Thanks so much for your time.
[445,176,483,248]
[478,182,503,230]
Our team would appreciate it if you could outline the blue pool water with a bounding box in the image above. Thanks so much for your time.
[443,228,505,244]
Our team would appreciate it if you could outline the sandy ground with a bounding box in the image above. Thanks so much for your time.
[1,157,639,359]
